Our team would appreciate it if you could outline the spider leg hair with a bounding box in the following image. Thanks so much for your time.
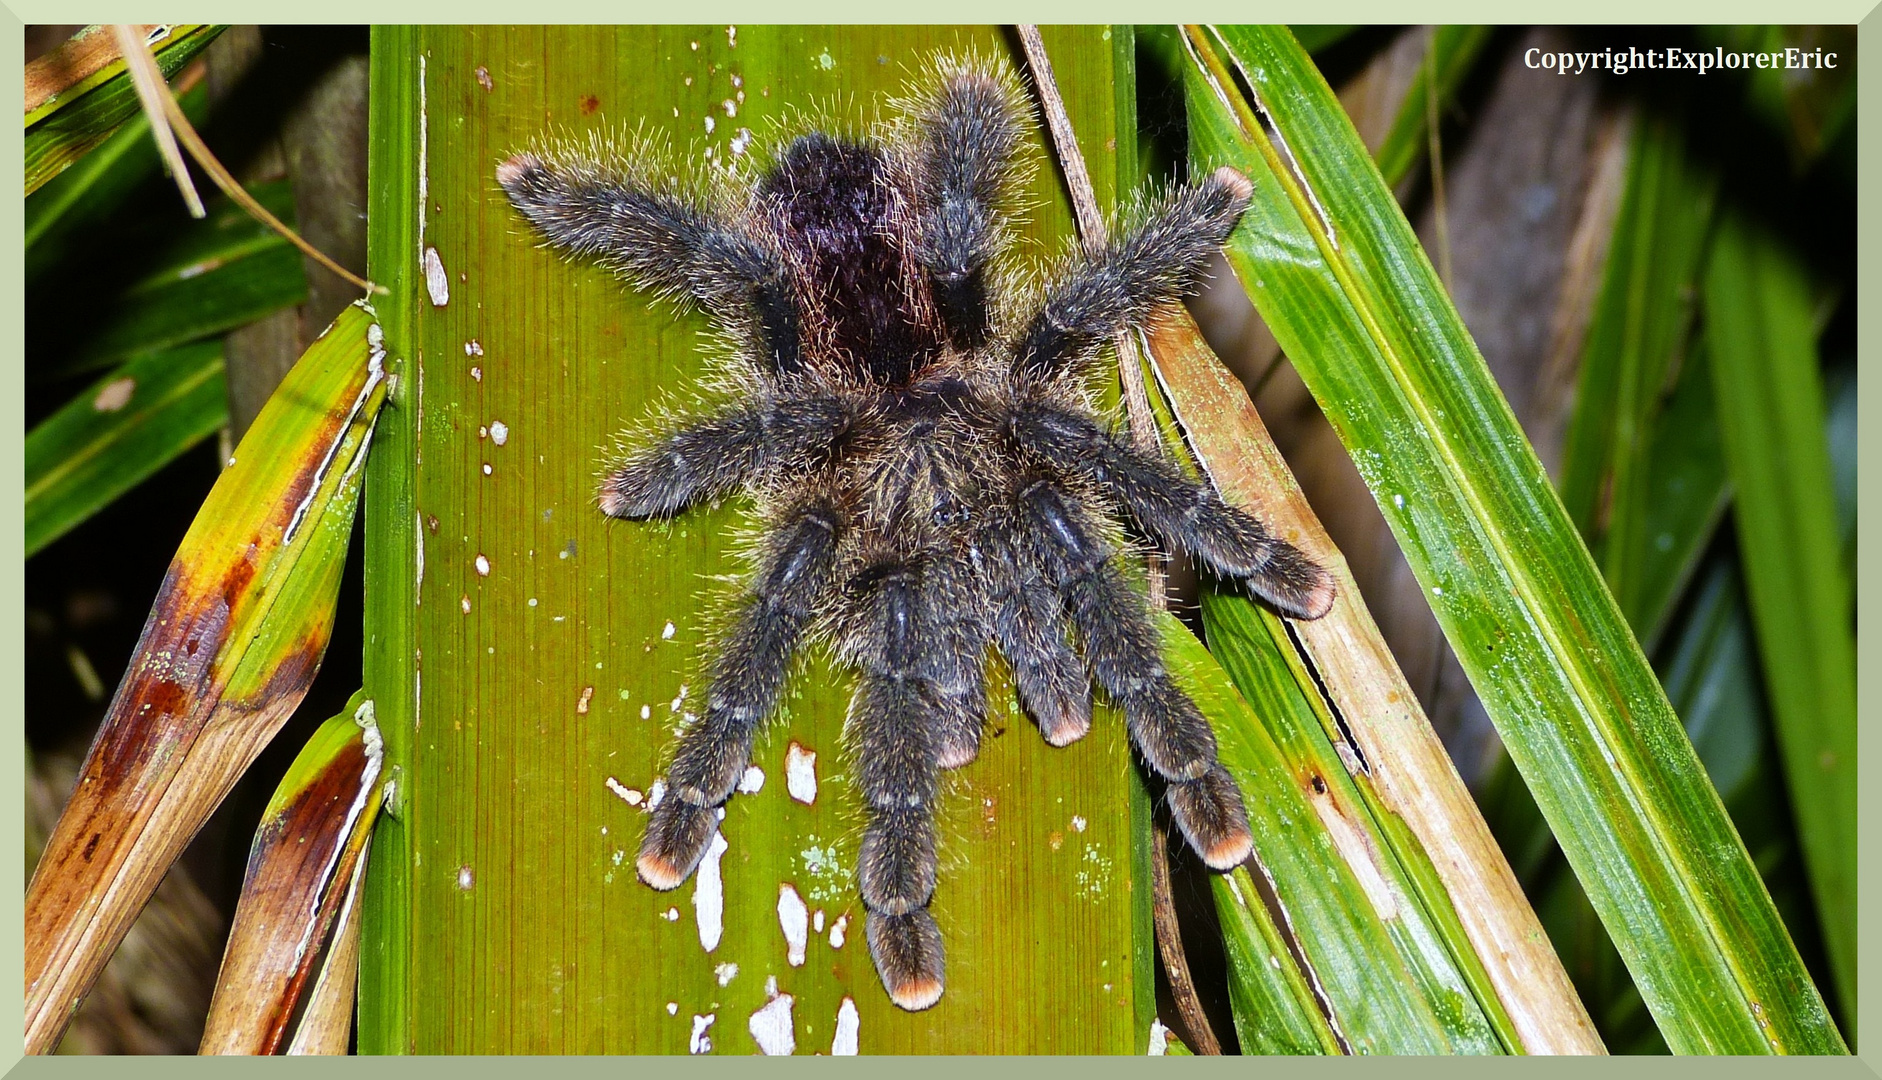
[976,529,1091,746]
[1011,402,1335,619]
[1012,166,1253,379]
[925,554,991,770]
[496,150,805,374]
[636,495,845,891]
[904,57,1030,350]
[846,557,953,1011]
[599,394,853,519]
[1016,478,1254,869]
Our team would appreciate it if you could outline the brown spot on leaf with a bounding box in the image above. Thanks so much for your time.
[81,833,101,862]
[579,94,600,114]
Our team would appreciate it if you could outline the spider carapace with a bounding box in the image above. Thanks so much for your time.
[499,54,1334,1013]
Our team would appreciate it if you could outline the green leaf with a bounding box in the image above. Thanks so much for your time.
[1556,112,1718,607]
[1702,208,1856,1022]
[27,83,212,275]
[24,25,224,195]
[1180,600,1509,1054]
[359,26,1154,1054]
[1183,25,1842,1053]
[38,180,310,381]
[25,341,227,558]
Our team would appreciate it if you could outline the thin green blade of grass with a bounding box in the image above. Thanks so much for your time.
[1178,600,1512,1054]
[24,24,223,195]
[359,25,1153,1054]
[1371,25,1491,191]
[27,83,211,274]
[1702,208,1856,1023]
[1185,25,1841,1053]
[1556,113,1717,579]
[25,341,227,558]
[38,180,309,381]
[1482,340,1731,884]
[1289,26,1357,56]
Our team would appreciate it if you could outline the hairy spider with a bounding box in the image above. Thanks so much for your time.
[498,55,1333,1013]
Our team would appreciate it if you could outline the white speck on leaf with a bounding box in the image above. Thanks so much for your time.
[748,992,795,1055]
[662,620,676,639]
[490,420,509,446]
[828,913,848,949]
[92,378,135,412]
[423,247,450,306]
[605,777,642,805]
[576,686,594,715]
[640,704,652,720]
[785,742,818,804]
[689,1013,714,1054]
[474,554,490,576]
[714,961,739,986]
[1071,815,1087,833]
[456,866,474,890]
[831,996,859,1055]
[737,765,765,794]
[647,780,667,809]
[666,1001,679,1016]
[1148,1019,1170,1055]
[777,884,809,966]
[693,830,729,951]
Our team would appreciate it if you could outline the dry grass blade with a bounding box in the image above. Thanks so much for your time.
[1149,824,1222,1055]
[284,846,370,1055]
[108,24,202,218]
[1016,23,1169,617]
[23,303,388,1055]
[201,695,386,1055]
[108,26,383,297]
[1144,310,1604,1054]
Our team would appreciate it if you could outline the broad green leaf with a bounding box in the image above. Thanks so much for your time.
[23,302,387,1055]
[201,691,386,1054]
[24,24,224,195]
[38,180,309,381]
[1702,208,1855,1021]
[25,342,227,558]
[1183,25,1841,1054]
[360,26,1152,1054]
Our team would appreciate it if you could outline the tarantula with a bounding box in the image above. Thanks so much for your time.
[497,55,1333,1013]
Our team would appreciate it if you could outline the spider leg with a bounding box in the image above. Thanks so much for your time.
[977,530,1091,746]
[1010,402,1334,619]
[1013,167,1253,379]
[636,496,845,890]
[497,153,804,374]
[1016,478,1254,869]
[848,558,953,1010]
[600,395,852,519]
[907,63,1028,349]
